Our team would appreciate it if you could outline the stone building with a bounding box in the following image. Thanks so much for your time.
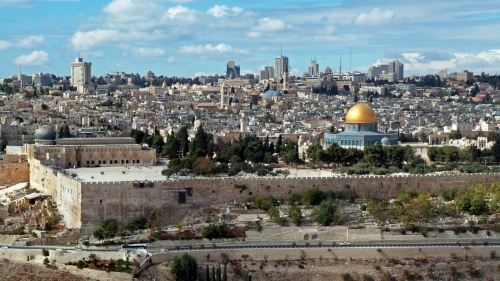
[23,125,156,168]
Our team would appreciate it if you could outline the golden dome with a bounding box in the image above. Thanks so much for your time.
[345,103,377,124]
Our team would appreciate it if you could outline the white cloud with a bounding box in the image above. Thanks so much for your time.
[71,29,122,51]
[167,0,193,3]
[354,8,398,26]
[17,35,45,48]
[179,43,248,59]
[0,0,30,8]
[247,17,294,38]
[0,40,12,50]
[194,71,218,77]
[163,5,197,21]
[374,49,500,76]
[13,50,49,66]
[132,47,165,58]
[103,0,157,22]
[207,5,243,18]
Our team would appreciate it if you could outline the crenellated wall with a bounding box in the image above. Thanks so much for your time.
[27,162,500,235]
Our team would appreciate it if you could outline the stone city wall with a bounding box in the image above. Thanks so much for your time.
[156,172,500,208]
[30,167,500,235]
[0,163,29,186]
[77,173,500,234]
[29,159,82,230]
[80,180,197,234]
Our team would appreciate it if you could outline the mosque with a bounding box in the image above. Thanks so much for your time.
[23,125,156,168]
[323,103,398,149]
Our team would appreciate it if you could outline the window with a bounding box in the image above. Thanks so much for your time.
[178,191,186,204]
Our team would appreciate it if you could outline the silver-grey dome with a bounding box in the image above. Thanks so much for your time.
[34,125,56,140]
[263,90,283,100]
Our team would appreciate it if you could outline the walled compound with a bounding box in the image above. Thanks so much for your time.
[26,154,500,235]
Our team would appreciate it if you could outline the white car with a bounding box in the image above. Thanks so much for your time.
[74,246,84,251]
[1,245,9,249]
[339,242,350,246]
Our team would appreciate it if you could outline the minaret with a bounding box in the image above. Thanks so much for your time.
[240,112,248,133]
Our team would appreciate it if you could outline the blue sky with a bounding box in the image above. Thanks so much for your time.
[1,0,499,79]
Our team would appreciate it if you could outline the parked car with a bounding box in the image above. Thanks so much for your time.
[339,242,350,246]
[74,246,84,251]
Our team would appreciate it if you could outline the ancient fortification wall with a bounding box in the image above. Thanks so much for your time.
[73,172,500,235]
[29,159,82,230]
[26,160,500,235]
[157,173,500,207]
[0,163,29,186]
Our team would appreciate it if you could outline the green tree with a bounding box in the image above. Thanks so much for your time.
[449,131,462,140]
[313,201,337,226]
[101,218,120,238]
[254,194,274,211]
[170,253,198,281]
[491,134,500,162]
[202,223,227,240]
[289,206,302,226]
[63,125,71,138]
[276,135,283,153]
[363,144,386,167]
[192,125,209,158]
[0,139,7,152]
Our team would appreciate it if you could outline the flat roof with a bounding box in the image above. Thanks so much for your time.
[66,165,167,183]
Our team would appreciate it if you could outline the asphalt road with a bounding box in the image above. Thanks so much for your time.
[157,241,500,252]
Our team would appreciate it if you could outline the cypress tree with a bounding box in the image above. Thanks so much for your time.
[223,264,227,281]
[216,263,221,281]
[205,264,210,281]
[211,266,215,281]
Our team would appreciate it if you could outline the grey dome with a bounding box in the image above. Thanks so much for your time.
[381,137,390,146]
[263,90,283,100]
[34,125,56,140]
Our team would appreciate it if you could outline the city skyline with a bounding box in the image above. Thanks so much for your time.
[0,0,499,78]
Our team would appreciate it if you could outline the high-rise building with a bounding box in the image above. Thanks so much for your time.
[275,56,289,79]
[260,66,274,80]
[457,70,473,82]
[388,60,404,80]
[226,61,240,79]
[70,57,92,87]
[308,59,319,77]
[367,60,403,80]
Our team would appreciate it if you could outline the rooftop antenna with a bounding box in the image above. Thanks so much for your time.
[339,53,342,77]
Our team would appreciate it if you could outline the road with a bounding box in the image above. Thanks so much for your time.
[153,241,500,253]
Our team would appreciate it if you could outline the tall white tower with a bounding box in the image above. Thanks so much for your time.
[220,82,230,109]
[240,112,248,133]
[70,57,92,93]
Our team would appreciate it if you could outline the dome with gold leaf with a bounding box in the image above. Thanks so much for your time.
[345,103,377,124]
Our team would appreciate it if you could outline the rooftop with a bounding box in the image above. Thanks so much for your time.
[66,165,167,183]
